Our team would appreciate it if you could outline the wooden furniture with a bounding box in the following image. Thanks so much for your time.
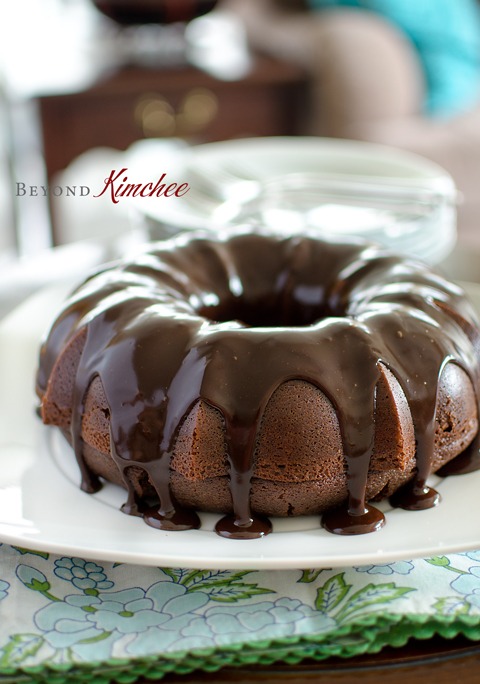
[37,56,308,185]
[34,55,307,243]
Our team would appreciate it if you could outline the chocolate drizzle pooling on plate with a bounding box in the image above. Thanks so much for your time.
[37,230,480,538]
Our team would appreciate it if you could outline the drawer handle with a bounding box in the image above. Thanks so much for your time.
[134,95,176,137]
[134,88,218,137]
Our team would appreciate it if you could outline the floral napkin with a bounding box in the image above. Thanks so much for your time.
[1,544,480,683]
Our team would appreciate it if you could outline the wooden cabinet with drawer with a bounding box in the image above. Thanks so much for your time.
[37,56,308,183]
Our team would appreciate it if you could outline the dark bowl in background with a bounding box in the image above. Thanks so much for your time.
[92,0,219,25]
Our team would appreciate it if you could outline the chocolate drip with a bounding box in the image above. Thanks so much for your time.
[37,230,480,538]
[389,481,440,511]
[322,504,385,535]
[215,414,264,537]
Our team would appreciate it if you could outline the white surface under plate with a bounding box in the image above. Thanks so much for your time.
[127,137,457,265]
[0,281,480,569]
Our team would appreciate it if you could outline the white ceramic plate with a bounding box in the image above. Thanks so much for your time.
[0,281,479,569]
[127,137,457,264]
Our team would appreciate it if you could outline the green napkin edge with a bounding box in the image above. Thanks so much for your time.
[1,611,480,683]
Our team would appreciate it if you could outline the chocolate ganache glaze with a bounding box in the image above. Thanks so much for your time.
[37,230,480,539]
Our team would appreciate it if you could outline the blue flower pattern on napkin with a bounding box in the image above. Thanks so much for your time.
[0,580,9,602]
[53,557,114,593]
[354,561,414,575]
[1,546,480,673]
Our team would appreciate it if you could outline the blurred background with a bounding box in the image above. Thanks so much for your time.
[1,0,480,262]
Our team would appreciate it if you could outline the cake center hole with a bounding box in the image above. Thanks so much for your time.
[199,294,332,328]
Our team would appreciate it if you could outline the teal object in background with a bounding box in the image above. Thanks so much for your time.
[308,0,480,117]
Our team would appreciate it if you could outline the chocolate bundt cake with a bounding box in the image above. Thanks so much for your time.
[37,230,480,539]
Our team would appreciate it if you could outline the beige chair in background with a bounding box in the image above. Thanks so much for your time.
[223,0,480,246]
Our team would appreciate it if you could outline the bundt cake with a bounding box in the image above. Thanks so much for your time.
[36,229,480,539]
